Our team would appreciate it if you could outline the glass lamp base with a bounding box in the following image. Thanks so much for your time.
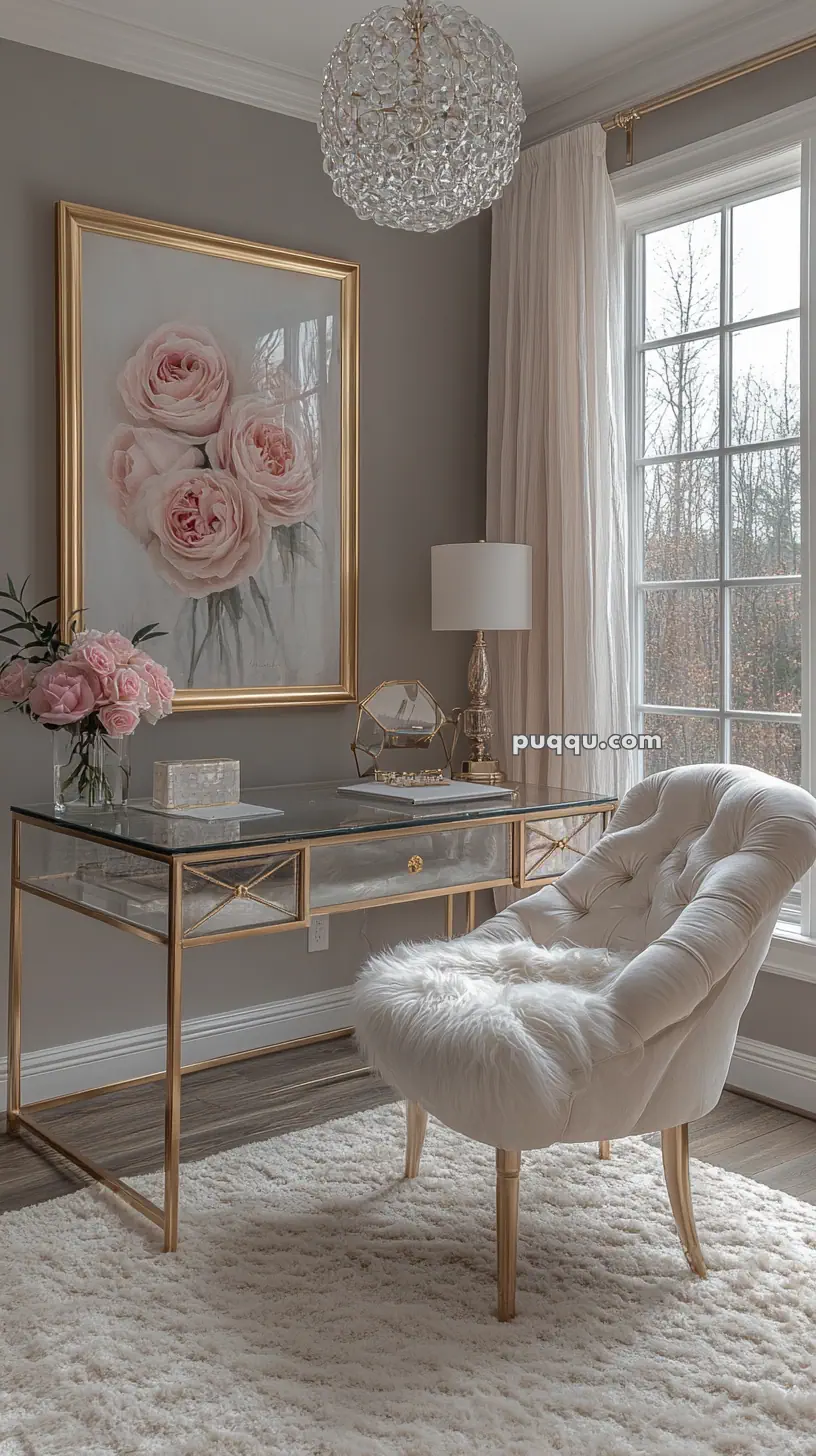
[456,759,506,784]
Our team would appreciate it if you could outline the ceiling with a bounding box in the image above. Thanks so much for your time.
[1,0,813,137]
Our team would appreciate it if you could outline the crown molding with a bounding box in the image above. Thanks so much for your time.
[0,0,322,121]
[523,0,816,146]
[1,0,812,142]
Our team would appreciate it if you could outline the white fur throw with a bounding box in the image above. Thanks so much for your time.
[354,936,633,1144]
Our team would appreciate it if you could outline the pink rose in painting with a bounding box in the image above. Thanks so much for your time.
[98,703,141,737]
[104,426,204,540]
[139,468,270,598]
[29,662,100,726]
[68,639,117,678]
[0,660,35,701]
[210,395,317,526]
[118,323,231,439]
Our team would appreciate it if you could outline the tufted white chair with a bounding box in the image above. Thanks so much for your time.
[354,765,816,1320]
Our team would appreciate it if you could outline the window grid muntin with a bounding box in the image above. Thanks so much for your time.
[633,182,802,772]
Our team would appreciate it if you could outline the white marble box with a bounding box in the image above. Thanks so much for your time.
[152,759,241,811]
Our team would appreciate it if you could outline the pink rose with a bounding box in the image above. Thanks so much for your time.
[29,662,100,726]
[211,395,317,526]
[143,661,173,704]
[130,655,174,723]
[104,425,204,540]
[139,468,270,598]
[118,323,230,438]
[142,658,174,702]
[69,640,117,678]
[104,666,149,709]
[98,703,141,737]
[100,632,138,666]
[0,660,35,701]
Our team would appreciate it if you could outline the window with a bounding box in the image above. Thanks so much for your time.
[630,179,802,791]
[619,121,816,937]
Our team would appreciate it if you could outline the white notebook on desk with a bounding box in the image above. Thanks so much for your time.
[337,780,513,806]
[134,799,283,822]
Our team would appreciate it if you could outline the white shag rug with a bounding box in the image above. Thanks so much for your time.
[2,1104,815,1456]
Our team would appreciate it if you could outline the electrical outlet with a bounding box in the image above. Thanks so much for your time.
[308,916,330,952]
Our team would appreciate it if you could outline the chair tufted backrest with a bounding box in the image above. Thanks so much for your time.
[503,764,816,1046]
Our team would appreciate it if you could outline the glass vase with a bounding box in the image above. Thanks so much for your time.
[53,729,131,811]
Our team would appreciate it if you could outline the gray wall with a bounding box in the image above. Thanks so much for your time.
[610,56,816,1059]
[607,48,816,170]
[738,972,814,1060]
[0,39,490,1054]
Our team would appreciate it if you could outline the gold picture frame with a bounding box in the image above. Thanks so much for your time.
[57,201,359,711]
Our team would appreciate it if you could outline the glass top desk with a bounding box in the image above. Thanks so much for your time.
[7,779,616,1249]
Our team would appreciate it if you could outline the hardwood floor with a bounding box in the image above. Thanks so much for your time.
[1,1036,815,1215]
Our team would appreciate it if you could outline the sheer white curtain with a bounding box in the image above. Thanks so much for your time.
[487,122,632,802]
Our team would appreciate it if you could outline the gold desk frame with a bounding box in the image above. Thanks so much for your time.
[6,800,616,1250]
[57,201,360,711]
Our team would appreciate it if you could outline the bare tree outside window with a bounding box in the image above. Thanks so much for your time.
[632,185,802,790]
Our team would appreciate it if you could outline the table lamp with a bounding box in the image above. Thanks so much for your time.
[431,541,533,783]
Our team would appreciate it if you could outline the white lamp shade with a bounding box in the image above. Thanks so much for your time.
[431,542,533,632]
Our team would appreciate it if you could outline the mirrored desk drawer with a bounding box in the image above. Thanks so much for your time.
[520,812,606,886]
[309,821,512,911]
[18,821,305,942]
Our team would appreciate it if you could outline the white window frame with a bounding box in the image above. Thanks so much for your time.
[614,98,816,955]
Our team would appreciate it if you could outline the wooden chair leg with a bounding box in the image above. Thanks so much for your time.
[661,1124,707,1278]
[404,1101,429,1178]
[496,1148,521,1321]
[598,1140,611,1160]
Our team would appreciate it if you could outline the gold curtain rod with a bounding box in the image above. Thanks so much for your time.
[603,31,816,165]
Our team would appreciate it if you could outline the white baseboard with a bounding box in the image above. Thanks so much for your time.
[5,1002,813,1121]
[727,1035,816,1116]
[0,986,354,1112]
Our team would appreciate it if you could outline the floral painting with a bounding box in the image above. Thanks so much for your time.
[58,203,359,709]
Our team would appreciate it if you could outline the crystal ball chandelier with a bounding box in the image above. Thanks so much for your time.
[319,2,525,233]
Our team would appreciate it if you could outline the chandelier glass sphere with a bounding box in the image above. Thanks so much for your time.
[319,2,525,233]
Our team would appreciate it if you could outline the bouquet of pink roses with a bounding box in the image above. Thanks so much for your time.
[104,322,322,688]
[0,577,173,805]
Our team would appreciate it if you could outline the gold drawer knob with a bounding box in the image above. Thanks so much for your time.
[408,855,424,874]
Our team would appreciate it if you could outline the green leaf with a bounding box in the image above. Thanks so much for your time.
[132,622,167,645]
[31,594,59,611]
[248,576,276,636]
[222,589,243,628]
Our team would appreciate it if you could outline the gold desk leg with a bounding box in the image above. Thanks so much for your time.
[445,893,455,941]
[6,818,22,1133]
[599,1140,611,1160]
[466,890,476,935]
[661,1124,707,1278]
[163,861,184,1253]
[496,1148,521,1322]
[404,1101,428,1179]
